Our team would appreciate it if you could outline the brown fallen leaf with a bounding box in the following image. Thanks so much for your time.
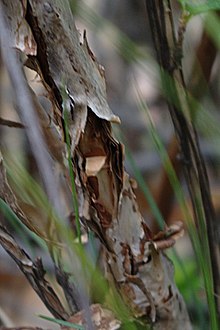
[61,304,121,330]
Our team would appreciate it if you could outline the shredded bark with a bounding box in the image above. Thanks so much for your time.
[0,0,192,329]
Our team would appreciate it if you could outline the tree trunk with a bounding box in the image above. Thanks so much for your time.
[0,0,192,329]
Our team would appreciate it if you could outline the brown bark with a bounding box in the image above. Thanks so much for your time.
[0,0,192,328]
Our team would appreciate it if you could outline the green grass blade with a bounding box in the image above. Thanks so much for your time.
[2,154,138,328]
[38,314,85,329]
[0,197,46,251]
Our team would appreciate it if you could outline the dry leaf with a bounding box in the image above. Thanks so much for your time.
[62,304,121,330]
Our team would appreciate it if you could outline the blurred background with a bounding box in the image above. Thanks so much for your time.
[1,0,220,329]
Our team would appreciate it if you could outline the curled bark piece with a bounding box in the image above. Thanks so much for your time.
[26,0,120,125]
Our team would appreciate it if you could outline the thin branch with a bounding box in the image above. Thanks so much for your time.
[0,225,68,320]
[0,118,24,128]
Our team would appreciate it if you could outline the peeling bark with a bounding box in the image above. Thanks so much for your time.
[0,0,192,328]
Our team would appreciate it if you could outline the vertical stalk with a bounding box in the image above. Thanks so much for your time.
[146,0,220,327]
